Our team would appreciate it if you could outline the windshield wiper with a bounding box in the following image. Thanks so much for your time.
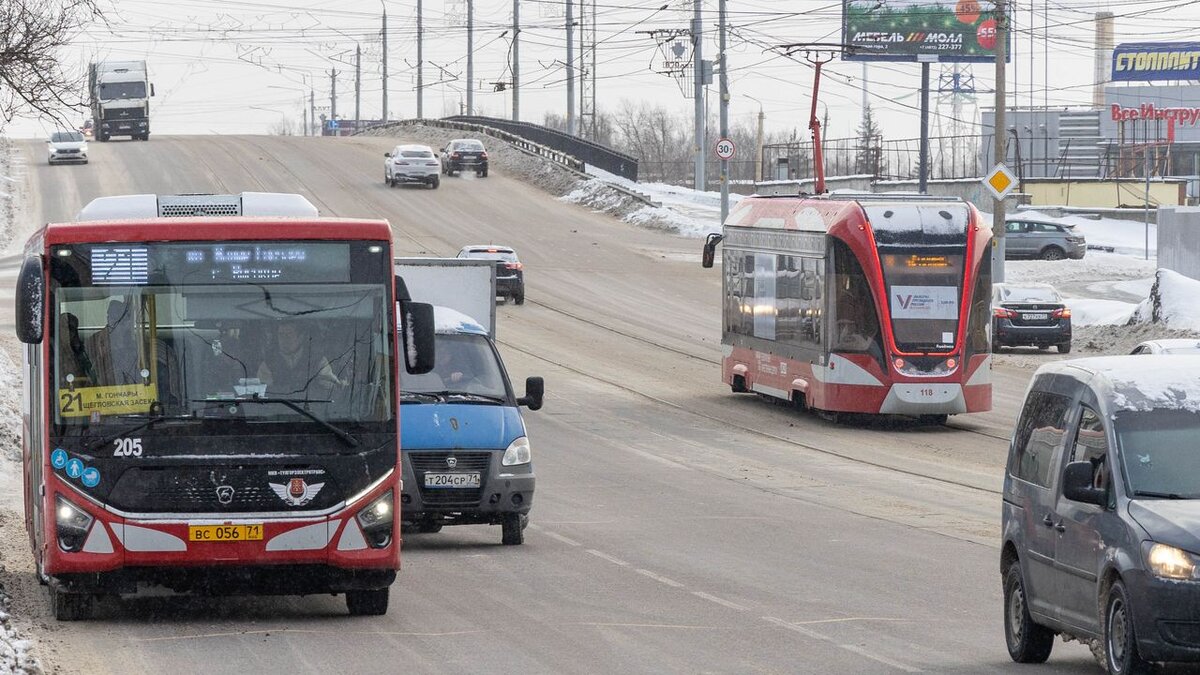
[431,391,507,404]
[400,391,443,404]
[87,413,193,452]
[1133,490,1194,500]
[195,396,359,448]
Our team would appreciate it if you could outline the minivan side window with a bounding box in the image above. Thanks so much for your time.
[1010,390,1072,487]
[1070,406,1110,494]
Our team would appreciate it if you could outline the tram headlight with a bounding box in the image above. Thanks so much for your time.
[356,490,395,549]
[55,495,94,553]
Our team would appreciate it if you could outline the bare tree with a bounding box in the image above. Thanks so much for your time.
[0,0,101,127]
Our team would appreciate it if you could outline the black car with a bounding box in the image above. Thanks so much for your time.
[441,139,488,177]
[992,282,1071,353]
[1002,356,1200,674]
[457,245,523,304]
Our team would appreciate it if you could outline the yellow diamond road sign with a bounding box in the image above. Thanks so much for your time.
[984,163,1017,201]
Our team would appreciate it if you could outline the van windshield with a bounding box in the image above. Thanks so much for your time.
[1115,409,1200,498]
[401,333,508,401]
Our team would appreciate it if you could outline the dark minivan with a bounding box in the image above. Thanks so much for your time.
[1002,356,1200,674]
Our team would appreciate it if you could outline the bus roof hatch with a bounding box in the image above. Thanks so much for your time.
[75,192,319,221]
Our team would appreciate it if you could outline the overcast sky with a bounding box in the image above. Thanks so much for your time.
[9,0,1170,145]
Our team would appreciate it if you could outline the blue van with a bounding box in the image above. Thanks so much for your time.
[399,306,543,545]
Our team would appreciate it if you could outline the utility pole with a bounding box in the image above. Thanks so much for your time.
[330,69,338,129]
[309,88,315,136]
[992,0,1008,282]
[718,0,729,223]
[566,0,576,134]
[417,0,424,118]
[466,0,475,115]
[513,0,520,121]
[591,0,597,138]
[755,107,764,183]
[692,0,705,191]
[919,60,931,193]
[381,6,389,124]
[355,45,362,131]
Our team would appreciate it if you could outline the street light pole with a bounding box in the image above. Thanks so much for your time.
[381,3,389,124]
[746,95,765,184]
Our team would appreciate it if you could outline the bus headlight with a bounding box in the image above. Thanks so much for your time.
[55,495,94,553]
[502,437,531,466]
[356,490,394,549]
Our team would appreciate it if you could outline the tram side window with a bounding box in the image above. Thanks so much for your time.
[830,240,883,359]
[775,256,800,343]
[967,254,991,355]
[724,252,755,336]
[774,255,823,349]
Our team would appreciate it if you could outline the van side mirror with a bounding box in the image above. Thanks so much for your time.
[518,376,544,411]
[1063,461,1107,506]
[394,274,411,302]
[15,256,44,344]
[399,301,436,374]
[701,233,723,269]
[150,83,156,97]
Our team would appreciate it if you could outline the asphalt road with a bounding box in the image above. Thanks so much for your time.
[2,135,1104,673]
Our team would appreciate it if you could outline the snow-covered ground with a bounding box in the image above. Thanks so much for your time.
[571,166,736,237]
[1016,209,1156,258]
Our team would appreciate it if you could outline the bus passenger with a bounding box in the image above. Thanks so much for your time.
[57,313,95,384]
[257,320,343,397]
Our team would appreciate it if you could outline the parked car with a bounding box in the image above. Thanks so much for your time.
[456,245,524,304]
[47,131,88,165]
[1004,218,1087,260]
[384,144,440,189]
[1131,339,1200,355]
[992,282,1072,353]
[1002,356,1200,674]
[441,139,488,177]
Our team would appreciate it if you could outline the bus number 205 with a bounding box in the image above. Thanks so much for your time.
[113,438,143,457]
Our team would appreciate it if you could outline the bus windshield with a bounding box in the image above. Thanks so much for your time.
[50,242,393,428]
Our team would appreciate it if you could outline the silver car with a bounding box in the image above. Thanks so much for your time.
[47,131,88,165]
[1003,218,1086,261]
[384,144,440,189]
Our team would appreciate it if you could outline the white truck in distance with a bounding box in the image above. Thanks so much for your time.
[89,61,153,142]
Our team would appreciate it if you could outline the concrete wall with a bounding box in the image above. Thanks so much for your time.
[1157,206,1200,280]
[1022,178,1185,208]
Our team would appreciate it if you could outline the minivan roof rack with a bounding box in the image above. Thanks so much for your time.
[75,192,319,221]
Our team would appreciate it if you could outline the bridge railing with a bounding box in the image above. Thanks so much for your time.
[444,116,638,182]
[361,118,587,173]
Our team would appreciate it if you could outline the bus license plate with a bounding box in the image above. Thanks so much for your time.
[188,524,263,542]
[424,473,481,489]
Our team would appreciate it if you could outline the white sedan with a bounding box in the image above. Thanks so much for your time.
[47,131,88,165]
[384,144,440,189]
[1130,339,1200,355]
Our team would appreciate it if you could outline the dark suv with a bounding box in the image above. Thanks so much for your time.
[1002,356,1200,674]
[457,245,524,304]
[992,282,1071,353]
[441,139,488,177]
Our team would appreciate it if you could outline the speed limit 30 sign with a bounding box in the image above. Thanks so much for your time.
[715,138,736,160]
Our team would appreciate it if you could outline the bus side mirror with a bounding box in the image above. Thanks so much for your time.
[701,233,723,269]
[518,376,544,411]
[15,256,44,344]
[399,301,435,374]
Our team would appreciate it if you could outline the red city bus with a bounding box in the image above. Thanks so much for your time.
[702,192,993,422]
[14,193,434,620]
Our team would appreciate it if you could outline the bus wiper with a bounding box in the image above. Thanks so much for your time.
[400,391,443,403]
[1133,490,1193,500]
[87,413,193,452]
[196,396,360,448]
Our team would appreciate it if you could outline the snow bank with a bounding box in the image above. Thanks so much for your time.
[1132,269,1200,331]
[1069,299,1137,327]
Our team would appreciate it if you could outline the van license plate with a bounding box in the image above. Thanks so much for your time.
[1024,313,1048,320]
[424,473,481,488]
[188,524,263,542]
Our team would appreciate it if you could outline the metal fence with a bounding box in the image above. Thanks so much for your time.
[444,115,639,181]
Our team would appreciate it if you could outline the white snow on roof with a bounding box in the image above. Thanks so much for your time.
[433,306,487,335]
[862,203,969,235]
[1042,356,1200,412]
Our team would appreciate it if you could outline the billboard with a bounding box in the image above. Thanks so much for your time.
[843,0,1008,63]
[1112,43,1200,82]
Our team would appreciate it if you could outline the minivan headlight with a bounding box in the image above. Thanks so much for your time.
[502,437,531,466]
[1146,542,1199,580]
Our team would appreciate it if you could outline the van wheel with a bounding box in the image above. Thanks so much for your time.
[501,513,525,545]
[346,588,389,616]
[1003,564,1054,663]
[1058,342,1072,354]
[1105,581,1152,675]
[1040,246,1066,261]
[51,587,94,621]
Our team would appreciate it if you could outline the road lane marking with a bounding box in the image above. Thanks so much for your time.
[790,617,907,626]
[586,549,630,566]
[132,629,488,642]
[541,530,582,547]
[635,568,685,588]
[567,622,733,630]
[762,617,922,673]
[691,591,747,611]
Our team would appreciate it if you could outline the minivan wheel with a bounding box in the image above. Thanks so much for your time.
[1003,564,1054,663]
[1105,581,1152,675]
[1040,246,1066,261]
